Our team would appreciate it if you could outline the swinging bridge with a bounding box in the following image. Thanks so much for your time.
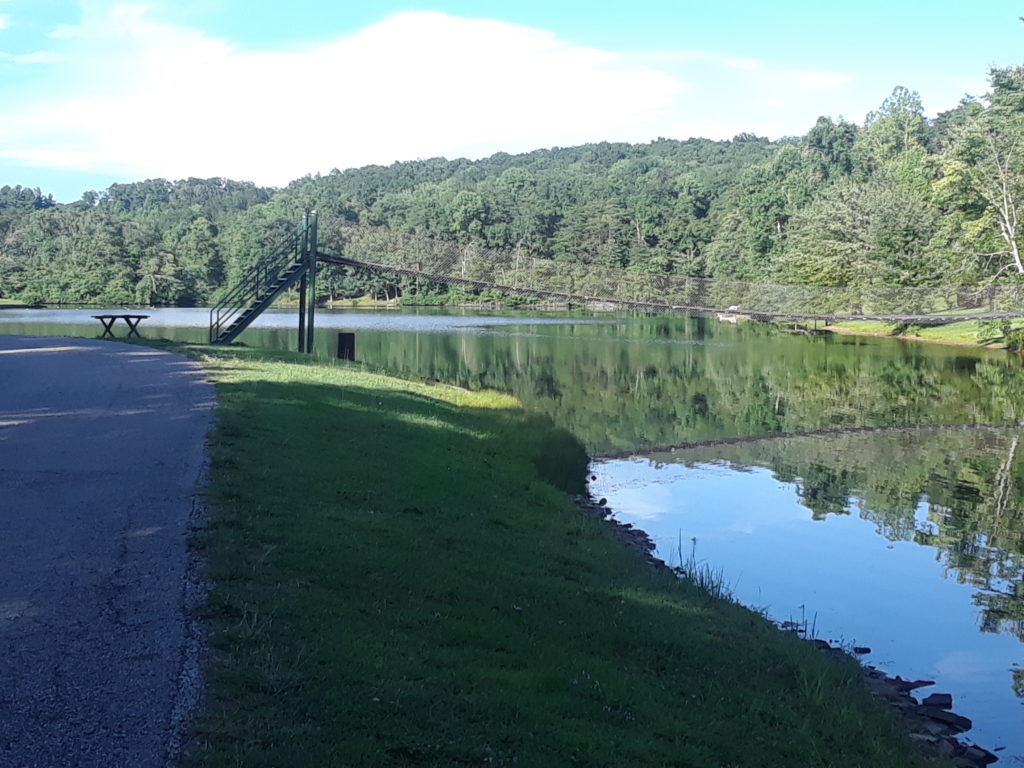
[209,213,1024,348]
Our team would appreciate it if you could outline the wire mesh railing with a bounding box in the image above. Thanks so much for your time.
[321,226,1024,322]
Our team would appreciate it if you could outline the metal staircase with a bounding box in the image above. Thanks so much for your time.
[209,214,316,345]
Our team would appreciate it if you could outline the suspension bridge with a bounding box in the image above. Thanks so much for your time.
[209,213,1024,348]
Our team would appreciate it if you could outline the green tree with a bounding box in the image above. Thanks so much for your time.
[855,86,927,173]
[805,116,858,179]
[780,152,939,288]
[937,95,1024,278]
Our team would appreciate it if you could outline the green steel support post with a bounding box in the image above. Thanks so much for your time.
[305,211,318,353]
[298,213,309,352]
[297,272,307,351]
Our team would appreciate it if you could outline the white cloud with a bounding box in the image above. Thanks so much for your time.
[0,6,861,185]
[9,51,65,64]
[0,14,10,30]
[785,69,853,88]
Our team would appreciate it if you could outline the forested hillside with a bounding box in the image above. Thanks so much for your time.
[3,65,1024,306]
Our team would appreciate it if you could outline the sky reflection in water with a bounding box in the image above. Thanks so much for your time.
[593,429,1024,759]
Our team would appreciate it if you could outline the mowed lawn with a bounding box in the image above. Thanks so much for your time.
[183,346,941,768]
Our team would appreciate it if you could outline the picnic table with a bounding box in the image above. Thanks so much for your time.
[92,314,150,339]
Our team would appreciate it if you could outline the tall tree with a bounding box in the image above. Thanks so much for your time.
[937,77,1024,278]
[855,86,927,173]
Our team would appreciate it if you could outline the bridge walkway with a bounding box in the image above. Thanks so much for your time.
[207,215,1024,348]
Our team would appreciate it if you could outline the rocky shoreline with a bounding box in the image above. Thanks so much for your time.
[857,666,999,766]
[573,492,1001,767]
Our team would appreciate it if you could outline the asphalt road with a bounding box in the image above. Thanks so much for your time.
[0,335,213,768]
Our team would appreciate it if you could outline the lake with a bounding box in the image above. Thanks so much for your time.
[3,306,1023,759]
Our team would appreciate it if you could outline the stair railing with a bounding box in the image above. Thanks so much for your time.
[209,224,306,343]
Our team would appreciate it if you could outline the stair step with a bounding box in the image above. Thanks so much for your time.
[211,233,310,344]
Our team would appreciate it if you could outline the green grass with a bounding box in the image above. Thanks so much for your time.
[332,294,401,308]
[270,293,400,309]
[829,317,1024,346]
[181,344,942,767]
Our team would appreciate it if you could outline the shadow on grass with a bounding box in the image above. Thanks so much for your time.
[211,376,587,494]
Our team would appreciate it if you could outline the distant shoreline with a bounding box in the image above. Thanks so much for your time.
[823,322,1011,350]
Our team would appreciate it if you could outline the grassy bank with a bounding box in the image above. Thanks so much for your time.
[826,317,1024,348]
[270,294,402,309]
[185,345,940,767]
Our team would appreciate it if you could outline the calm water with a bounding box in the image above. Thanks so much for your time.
[3,306,1024,758]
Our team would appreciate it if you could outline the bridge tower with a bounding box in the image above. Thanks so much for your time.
[208,211,319,351]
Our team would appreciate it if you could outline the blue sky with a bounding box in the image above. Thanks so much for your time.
[1,0,1022,201]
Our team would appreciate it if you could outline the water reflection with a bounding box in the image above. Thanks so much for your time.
[593,427,1024,758]
[4,306,1022,452]
[650,429,1024,638]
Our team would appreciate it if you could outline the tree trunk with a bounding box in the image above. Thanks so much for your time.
[992,435,1019,521]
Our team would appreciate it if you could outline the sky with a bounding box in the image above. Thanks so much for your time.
[1,0,1022,202]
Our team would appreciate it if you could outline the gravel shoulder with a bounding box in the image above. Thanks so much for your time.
[0,335,213,768]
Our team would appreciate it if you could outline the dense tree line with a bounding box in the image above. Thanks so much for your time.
[0,178,272,304]
[4,64,1024,305]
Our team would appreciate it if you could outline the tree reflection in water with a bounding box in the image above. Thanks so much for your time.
[644,427,1024,696]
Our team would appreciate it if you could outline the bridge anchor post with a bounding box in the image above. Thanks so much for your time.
[305,211,318,353]
[297,212,309,351]
[297,271,307,351]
